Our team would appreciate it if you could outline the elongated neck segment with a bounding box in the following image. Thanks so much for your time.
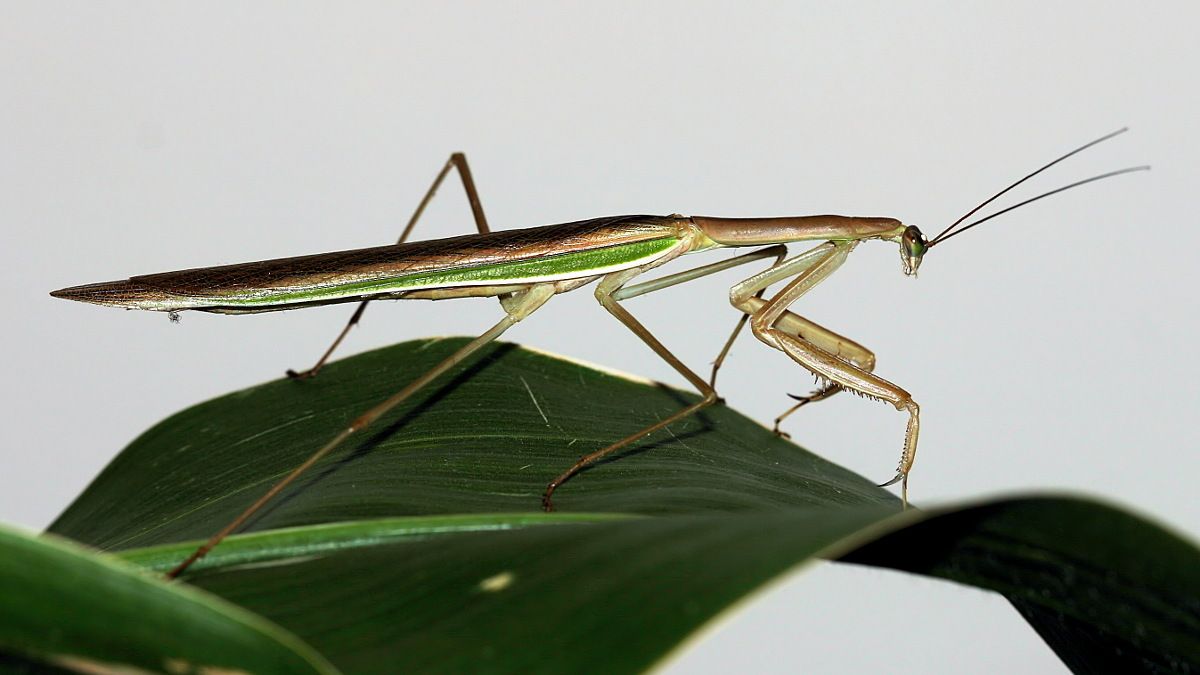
[691,215,904,246]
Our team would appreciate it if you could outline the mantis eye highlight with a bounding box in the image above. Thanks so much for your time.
[900,225,927,276]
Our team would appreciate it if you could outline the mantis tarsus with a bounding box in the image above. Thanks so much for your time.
[51,129,1146,578]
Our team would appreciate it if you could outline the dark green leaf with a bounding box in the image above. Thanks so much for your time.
[842,497,1200,673]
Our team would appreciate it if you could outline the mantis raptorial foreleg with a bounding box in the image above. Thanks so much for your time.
[730,297,877,436]
[287,153,493,379]
[168,283,555,578]
[730,242,919,505]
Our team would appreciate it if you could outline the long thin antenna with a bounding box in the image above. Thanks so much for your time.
[929,128,1129,245]
[927,166,1149,248]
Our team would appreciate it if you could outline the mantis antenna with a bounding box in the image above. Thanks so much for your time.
[928,127,1143,247]
[928,165,1150,247]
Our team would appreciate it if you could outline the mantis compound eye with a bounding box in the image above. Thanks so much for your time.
[900,225,927,276]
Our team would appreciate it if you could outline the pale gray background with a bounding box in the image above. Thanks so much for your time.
[3,2,1197,673]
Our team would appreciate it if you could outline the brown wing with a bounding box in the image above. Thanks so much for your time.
[129,215,681,297]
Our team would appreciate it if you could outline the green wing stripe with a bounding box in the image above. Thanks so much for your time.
[224,237,680,306]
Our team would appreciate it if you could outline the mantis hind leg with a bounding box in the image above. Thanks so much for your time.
[287,153,494,379]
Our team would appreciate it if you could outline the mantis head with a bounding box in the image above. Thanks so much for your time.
[899,225,927,276]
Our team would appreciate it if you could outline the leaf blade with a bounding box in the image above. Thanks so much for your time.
[45,339,1200,673]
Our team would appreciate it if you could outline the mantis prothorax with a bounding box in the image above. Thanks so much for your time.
[51,130,1146,578]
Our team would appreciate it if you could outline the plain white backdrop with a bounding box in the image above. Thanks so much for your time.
[3,3,1197,673]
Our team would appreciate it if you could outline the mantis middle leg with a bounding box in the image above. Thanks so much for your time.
[543,245,832,509]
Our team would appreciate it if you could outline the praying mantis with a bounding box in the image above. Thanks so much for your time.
[51,129,1145,578]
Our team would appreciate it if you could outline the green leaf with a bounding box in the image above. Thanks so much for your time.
[0,525,336,673]
[43,339,1200,673]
